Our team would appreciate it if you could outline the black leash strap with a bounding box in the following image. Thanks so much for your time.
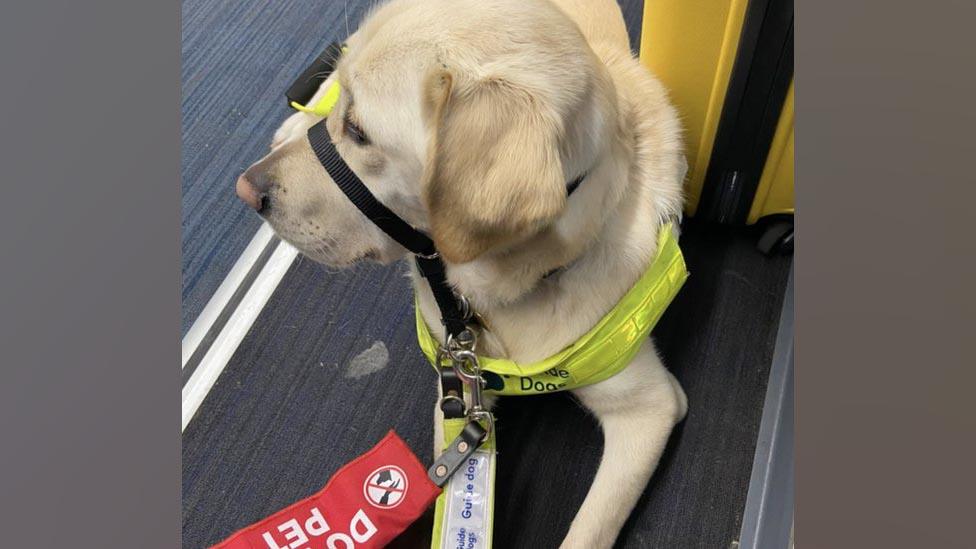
[427,421,487,486]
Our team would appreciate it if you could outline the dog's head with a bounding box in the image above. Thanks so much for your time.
[237,0,616,267]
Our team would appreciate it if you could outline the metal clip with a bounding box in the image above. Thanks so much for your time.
[439,327,493,439]
[445,328,477,356]
[449,349,482,386]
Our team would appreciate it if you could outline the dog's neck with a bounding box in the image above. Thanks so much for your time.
[412,49,683,363]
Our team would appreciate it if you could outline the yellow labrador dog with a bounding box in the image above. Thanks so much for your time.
[236,0,687,546]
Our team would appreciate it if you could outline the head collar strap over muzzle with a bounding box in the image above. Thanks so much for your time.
[308,121,470,337]
[291,42,585,339]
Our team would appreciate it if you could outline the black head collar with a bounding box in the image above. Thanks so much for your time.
[290,43,585,338]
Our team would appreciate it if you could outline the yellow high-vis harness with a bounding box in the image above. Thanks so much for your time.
[415,223,688,396]
[423,224,686,548]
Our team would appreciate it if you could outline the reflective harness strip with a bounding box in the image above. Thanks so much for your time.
[416,223,688,396]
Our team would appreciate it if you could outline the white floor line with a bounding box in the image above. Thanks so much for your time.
[182,223,277,368]
[181,240,299,432]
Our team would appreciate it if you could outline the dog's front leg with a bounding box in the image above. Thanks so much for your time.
[561,340,687,549]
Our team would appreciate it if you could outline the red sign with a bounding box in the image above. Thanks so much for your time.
[212,431,440,549]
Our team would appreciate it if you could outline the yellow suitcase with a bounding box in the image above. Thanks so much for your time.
[640,0,793,250]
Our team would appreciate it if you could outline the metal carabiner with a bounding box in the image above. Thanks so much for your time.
[450,349,483,385]
[445,328,477,358]
[441,326,493,439]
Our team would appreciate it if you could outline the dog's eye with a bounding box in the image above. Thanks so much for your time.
[344,115,370,146]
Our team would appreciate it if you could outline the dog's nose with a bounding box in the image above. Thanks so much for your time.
[235,174,264,211]
[235,170,273,213]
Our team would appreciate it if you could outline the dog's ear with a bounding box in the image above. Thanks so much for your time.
[421,68,566,263]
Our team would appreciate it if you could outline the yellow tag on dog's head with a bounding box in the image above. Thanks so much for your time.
[285,43,346,117]
[290,80,341,117]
